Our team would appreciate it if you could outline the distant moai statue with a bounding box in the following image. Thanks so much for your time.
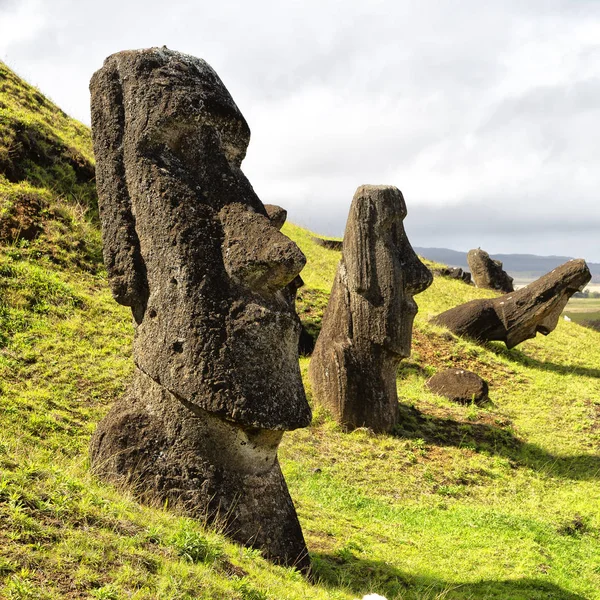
[433,259,591,348]
[467,248,514,293]
[309,185,432,433]
[88,48,311,571]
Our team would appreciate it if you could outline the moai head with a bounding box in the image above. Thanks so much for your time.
[309,185,432,433]
[90,48,311,430]
[343,185,433,357]
[433,259,591,348]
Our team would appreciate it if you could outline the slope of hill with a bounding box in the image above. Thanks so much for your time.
[0,60,101,272]
[415,247,600,283]
[1,63,599,599]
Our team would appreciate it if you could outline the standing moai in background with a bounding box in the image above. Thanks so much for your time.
[467,248,514,293]
[88,48,312,571]
[309,185,432,433]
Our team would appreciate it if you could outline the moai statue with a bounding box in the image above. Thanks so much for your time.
[433,259,591,348]
[309,185,432,433]
[467,248,514,293]
[88,48,312,571]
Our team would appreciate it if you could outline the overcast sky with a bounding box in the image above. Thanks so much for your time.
[1,0,599,261]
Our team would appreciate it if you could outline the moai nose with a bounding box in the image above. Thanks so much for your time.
[219,203,306,292]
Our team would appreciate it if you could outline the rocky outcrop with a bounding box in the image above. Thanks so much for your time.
[308,185,432,433]
[426,369,489,405]
[89,47,311,571]
[432,259,591,348]
[467,248,514,293]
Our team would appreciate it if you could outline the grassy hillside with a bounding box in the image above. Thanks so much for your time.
[0,60,100,271]
[1,63,599,599]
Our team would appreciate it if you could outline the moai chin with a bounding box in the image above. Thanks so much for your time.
[88,48,311,571]
[309,185,432,433]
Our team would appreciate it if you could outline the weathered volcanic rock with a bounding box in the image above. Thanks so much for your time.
[89,47,311,570]
[308,185,432,433]
[432,259,591,348]
[426,369,489,405]
[264,204,287,230]
[467,248,514,292]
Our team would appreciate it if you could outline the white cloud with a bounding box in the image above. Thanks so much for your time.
[0,0,46,55]
[1,0,600,260]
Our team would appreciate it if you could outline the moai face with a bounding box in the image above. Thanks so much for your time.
[344,185,433,357]
[91,48,311,430]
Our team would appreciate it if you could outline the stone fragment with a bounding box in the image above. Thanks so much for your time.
[308,185,432,433]
[433,259,591,348]
[467,248,514,293]
[264,204,287,230]
[426,369,489,405]
[89,47,311,570]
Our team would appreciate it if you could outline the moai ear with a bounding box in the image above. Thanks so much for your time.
[344,192,383,306]
[90,57,148,310]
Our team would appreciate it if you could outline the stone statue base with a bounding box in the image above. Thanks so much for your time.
[90,369,310,571]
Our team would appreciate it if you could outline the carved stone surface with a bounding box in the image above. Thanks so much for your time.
[264,204,287,230]
[308,185,432,433]
[89,47,311,570]
[433,259,591,348]
[467,248,514,293]
[426,369,489,405]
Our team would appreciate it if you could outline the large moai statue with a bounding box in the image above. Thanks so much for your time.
[88,48,312,570]
[309,185,432,433]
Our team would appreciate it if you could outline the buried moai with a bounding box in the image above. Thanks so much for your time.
[88,48,312,570]
[309,185,432,433]
[467,248,514,293]
[433,259,591,348]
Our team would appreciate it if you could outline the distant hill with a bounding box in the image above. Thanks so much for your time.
[415,247,600,283]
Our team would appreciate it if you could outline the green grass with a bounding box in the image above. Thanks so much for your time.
[0,61,100,272]
[564,298,600,326]
[2,233,599,599]
[1,62,600,599]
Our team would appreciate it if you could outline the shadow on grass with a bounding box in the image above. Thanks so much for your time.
[394,403,600,481]
[311,551,586,600]
[486,342,600,379]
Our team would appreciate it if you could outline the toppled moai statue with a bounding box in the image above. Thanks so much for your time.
[432,266,472,285]
[426,369,489,405]
[433,259,591,348]
[467,248,514,293]
[309,185,432,433]
[311,235,343,251]
[88,48,312,571]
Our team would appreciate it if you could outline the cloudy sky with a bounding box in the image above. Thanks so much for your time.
[1,0,599,261]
